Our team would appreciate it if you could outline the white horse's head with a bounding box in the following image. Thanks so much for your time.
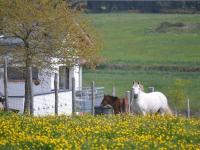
[132,81,142,99]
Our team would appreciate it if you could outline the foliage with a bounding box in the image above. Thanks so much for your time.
[0,0,101,68]
[0,112,200,149]
[85,1,200,13]
[0,0,101,114]
[168,79,190,111]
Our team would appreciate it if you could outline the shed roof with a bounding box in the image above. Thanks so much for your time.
[0,35,24,47]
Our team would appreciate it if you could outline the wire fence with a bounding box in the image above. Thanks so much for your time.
[75,87,104,113]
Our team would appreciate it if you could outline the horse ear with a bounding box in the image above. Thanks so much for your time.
[133,81,135,84]
[138,81,140,84]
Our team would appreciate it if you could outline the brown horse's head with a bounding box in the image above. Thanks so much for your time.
[101,95,124,114]
[101,95,113,107]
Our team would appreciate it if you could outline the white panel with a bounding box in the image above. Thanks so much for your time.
[58,91,72,115]
[7,97,24,114]
[0,72,52,96]
[74,66,82,91]
[0,79,4,96]
[33,91,72,116]
[5,91,72,116]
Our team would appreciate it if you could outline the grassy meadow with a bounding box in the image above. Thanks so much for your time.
[86,13,200,66]
[83,13,200,111]
[0,112,200,149]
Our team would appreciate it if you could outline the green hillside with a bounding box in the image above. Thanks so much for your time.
[87,13,200,66]
[83,13,200,111]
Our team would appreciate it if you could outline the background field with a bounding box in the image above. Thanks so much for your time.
[83,13,200,112]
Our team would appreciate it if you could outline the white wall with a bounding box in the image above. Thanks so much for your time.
[6,91,72,116]
[0,65,82,97]
[0,71,52,96]
[74,65,82,91]
[33,91,72,116]
[7,97,25,114]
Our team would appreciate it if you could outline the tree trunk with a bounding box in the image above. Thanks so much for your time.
[24,68,30,114]
[28,67,34,115]
[24,64,33,115]
[3,57,8,111]
[24,67,32,114]
[24,45,33,115]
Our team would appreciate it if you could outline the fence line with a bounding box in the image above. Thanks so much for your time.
[74,86,104,114]
[3,57,8,111]
[112,86,116,96]
[54,73,58,115]
[187,99,190,118]
[91,81,95,116]
[72,77,76,116]
[126,91,131,113]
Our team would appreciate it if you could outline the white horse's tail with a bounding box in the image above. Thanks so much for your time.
[164,105,173,115]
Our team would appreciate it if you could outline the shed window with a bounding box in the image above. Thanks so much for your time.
[7,67,38,80]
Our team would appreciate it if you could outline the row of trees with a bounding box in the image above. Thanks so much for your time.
[0,0,101,114]
[86,1,200,13]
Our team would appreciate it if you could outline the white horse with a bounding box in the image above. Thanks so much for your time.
[132,81,172,116]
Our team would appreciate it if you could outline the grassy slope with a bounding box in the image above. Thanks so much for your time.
[88,13,200,66]
[83,13,200,111]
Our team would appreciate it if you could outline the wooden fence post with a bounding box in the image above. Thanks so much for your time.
[91,81,95,115]
[126,91,131,113]
[148,86,155,92]
[174,106,178,117]
[72,77,75,116]
[187,99,190,118]
[3,57,8,111]
[54,73,58,115]
[28,67,34,115]
[112,85,115,96]
[130,89,134,113]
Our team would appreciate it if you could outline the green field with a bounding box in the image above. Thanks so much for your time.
[83,13,200,111]
[86,13,200,66]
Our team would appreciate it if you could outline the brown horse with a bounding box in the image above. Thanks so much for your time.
[101,95,128,114]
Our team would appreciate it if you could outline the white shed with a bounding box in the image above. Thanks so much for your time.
[0,64,82,116]
[0,36,82,116]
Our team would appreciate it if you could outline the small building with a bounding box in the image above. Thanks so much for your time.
[0,35,82,116]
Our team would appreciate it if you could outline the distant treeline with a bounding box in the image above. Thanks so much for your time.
[77,1,200,13]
